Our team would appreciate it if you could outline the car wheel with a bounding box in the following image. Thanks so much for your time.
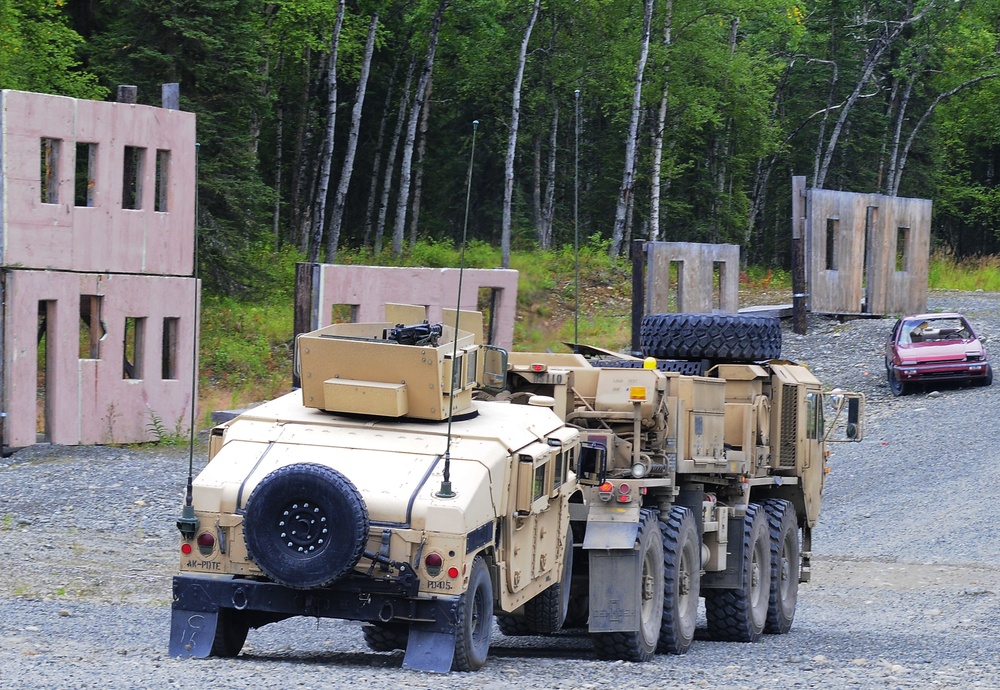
[975,364,993,387]
[887,367,909,397]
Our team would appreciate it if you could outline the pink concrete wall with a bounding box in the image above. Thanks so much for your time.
[2,270,199,447]
[316,265,519,351]
[0,90,195,275]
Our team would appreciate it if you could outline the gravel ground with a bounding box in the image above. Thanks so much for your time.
[2,289,999,689]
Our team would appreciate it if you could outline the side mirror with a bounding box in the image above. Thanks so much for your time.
[479,345,508,394]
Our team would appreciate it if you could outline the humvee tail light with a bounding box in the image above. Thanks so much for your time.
[197,533,215,548]
[425,552,443,577]
[598,481,614,502]
[629,387,646,401]
[447,566,460,579]
[530,364,547,373]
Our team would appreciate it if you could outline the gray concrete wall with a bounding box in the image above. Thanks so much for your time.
[645,242,740,314]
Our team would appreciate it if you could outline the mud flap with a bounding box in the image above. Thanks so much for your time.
[401,627,456,673]
[169,608,219,658]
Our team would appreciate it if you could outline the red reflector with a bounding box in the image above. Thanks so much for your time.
[618,483,631,495]
[197,533,215,548]
[448,567,460,579]
[181,543,192,555]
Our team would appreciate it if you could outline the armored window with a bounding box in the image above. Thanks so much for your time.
[806,391,823,440]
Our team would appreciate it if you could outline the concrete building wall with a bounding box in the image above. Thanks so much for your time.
[0,90,198,449]
[0,90,196,275]
[645,242,740,314]
[806,187,930,316]
[301,264,519,351]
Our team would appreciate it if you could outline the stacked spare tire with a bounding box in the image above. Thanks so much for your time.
[639,313,782,362]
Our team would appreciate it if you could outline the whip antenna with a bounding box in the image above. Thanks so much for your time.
[574,89,581,353]
[177,142,201,539]
[436,119,479,499]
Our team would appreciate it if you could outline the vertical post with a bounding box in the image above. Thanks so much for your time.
[631,239,646,355]
[293,262,318,389]
[791,176,807,335]
[162,83,180,110]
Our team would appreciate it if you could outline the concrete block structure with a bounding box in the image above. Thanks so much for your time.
[1,89,199,449]
[294,263,519,351]
[644,241,740,314]
[796,177,931,316]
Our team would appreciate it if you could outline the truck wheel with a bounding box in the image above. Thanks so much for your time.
[362,622,409,652]
[209,608,249,658]
[524,526,574,634]
[593,508,663,662]
[658,506,700,654]
[640,313,781,361]
[243,463,369,589]
[495,614,534,636]
[763,499,799,634]
[704,503,770,642]
[453,555,493,671]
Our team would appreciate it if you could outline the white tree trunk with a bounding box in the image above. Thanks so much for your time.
[326,11,379,263]
[308,0,346,263]
[609,0,654,257]
[501,0,541,268]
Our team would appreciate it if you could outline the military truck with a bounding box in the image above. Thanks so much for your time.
[169,308,863,671]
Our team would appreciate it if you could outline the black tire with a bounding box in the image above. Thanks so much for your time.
[658,506,700,655]
[704,503,770,642]
[640,313,781,361]
[209,608,249,658]
[887,367,909,397]
[524,526,574,634]
[593,508,663,662]
[361,622,409,652]
[762,499,799,634]
[975,363,993,387]
[243,463,369,589]
[453,556,493,672]
[495,614,535,637]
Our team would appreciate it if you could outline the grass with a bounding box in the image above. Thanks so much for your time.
[197,242,993,415]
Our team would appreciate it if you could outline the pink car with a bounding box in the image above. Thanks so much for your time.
[885,312,992,396]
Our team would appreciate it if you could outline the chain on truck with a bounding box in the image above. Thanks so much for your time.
[169,307,864,672]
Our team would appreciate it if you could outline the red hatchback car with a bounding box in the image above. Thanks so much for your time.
[885,312,992,396]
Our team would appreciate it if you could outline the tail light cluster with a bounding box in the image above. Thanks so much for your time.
[423,552,460,579]
[598,481,635,503]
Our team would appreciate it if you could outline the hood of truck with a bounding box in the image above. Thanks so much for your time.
[192,391,566,530]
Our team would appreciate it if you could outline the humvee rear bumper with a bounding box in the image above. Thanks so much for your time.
[170,573,461,670]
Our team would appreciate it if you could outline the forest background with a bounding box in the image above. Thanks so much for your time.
[4,0,1000,417]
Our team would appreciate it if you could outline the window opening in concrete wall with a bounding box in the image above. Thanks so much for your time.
[122,146,146,210]
[477,287,499,344]
[40,138,62,204]
[75,143,97,207]
[825,218,839,271]
[162,317,179,379]
[896,227,910,272]
[713,262,725,311]
[669,261,683,311]
[330,304,359,324]
[79,295,105,359]
[123,317,145,379]
[37,301,55,442]
[155,149,170,212]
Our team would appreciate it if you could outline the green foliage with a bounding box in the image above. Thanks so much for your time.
[927,251,1000,292]
[0,0,107,98]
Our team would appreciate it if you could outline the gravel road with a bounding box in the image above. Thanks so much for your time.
[2,289,999,689]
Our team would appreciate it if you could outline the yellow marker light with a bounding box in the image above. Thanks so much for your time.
[629,386,647,401]
[643,357,657,370]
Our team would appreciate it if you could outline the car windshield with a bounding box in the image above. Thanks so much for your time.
[899,317,971,345]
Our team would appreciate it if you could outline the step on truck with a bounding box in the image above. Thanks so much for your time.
[169,309,864,671]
